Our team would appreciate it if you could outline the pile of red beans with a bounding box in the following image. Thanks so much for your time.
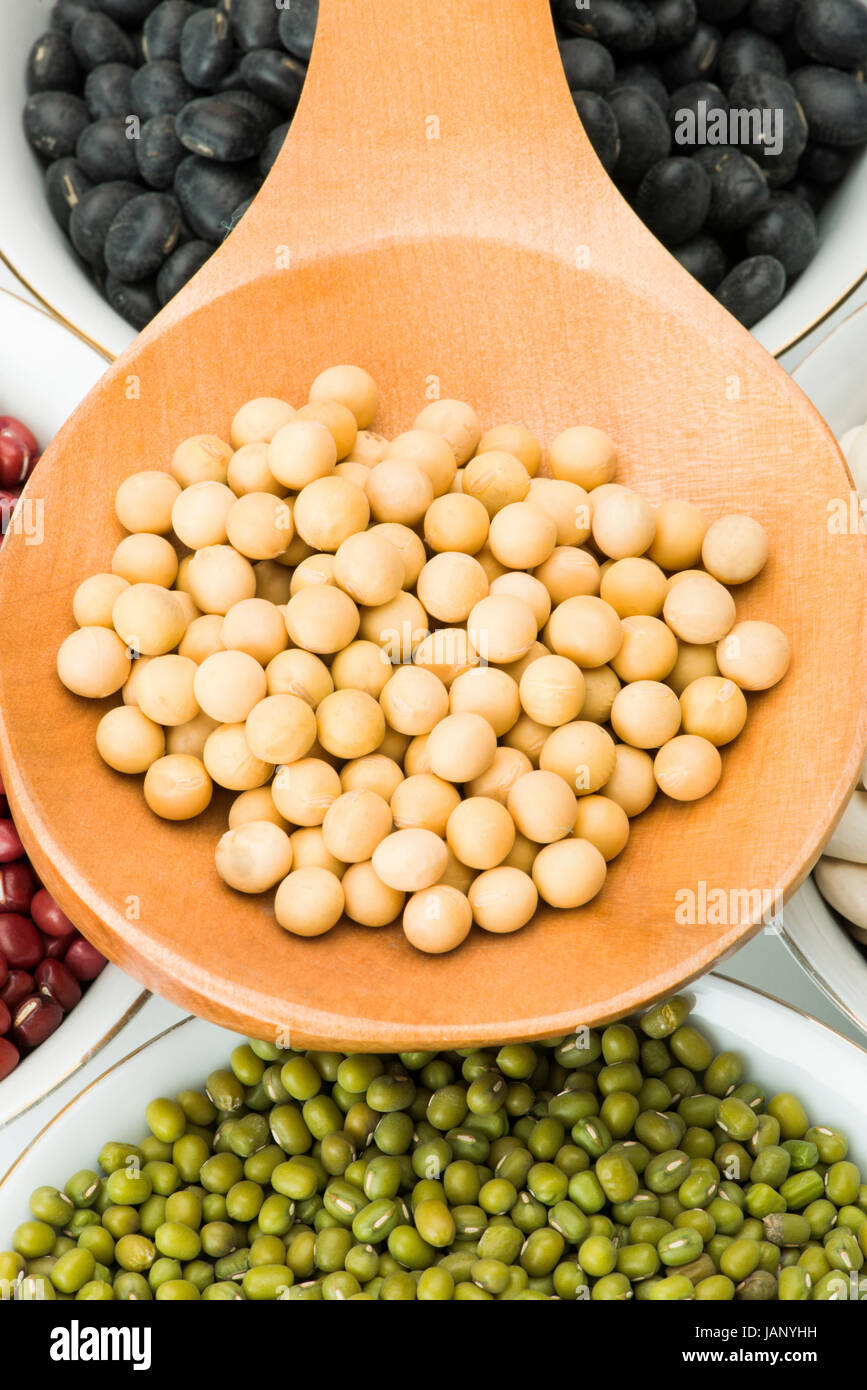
[0,414,107,1081]
[0,772,107,1082]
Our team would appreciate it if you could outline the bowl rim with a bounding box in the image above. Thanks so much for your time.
[3,970,866,1195]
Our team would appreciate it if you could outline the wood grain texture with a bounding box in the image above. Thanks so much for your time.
[0,0,866,1048]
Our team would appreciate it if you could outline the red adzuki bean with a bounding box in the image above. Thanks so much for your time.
[0,914,43,970]
[30,889,75,939]
[0,1037,19,1081]
[0,947,7,990]
[0,861,36,914]
[13,994,63,1049]
[0,998,10,1034]
[35,958,81,1012]
[64,938,107,982]
[0,416,39,489]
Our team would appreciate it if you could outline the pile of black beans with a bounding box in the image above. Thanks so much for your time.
[554,0,867,326]
[22,0,318,329]
[20,0,867,332]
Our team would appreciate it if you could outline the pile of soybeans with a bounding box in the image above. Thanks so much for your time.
[56,366,791,953]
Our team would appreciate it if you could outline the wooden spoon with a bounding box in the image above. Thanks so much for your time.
[1,0,865,1049]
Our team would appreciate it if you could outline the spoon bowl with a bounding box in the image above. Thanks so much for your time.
[0,0,865,1049]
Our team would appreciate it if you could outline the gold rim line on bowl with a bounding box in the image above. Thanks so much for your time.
[0,988,151,1135]
[0,253,116,364]
[794,296,867,376]
[3,975,867,1200]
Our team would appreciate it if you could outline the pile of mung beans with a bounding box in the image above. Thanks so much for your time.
[2,994,864,1300]
[55,366,791,953]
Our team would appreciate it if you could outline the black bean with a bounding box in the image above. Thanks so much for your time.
[44,157,94,232]
[219,87,283,129]
[222,195,256,239]
[22,92,91,160]
[135,113,187,188]
[695,0,749,19]
[130,60,195,118]
[715,253,786,325]
[104,190,182,280]
[69,179,142,265]
[27,32,82,95]
[559,38,616,93]
[668,80,730,145]
[99,0,162,26]
[745,193,818,274]
[70,14,137,70]
[747,0,796,32]
[728,72,808,183]
[652,0,698,50]
[798,139,852,181]
[174,154,260,242]
[239,48,306,110]
[795,0,867,66]
[614,63,670,107]
[179,9,236,88]
[226,0,281,51]
[553,0,657,51]
[672,232,728,288]
[156,238,212,304]
[791,65,867,145]
[718,29,787,89]
[258,120,289,178]
[176,96,267,161]
[50,0,99,34]
[635,155,711,242]
[142,1,199,61]
[84,62,136,118]
[77,116,140,181]
[105,273,162,328]
[277,0,319,61]
[572,91,621,171]
[608,85,672,180]
[660,22,721,86]
[696,145,771,228]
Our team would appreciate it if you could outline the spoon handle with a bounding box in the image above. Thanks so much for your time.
[162,0,655,315]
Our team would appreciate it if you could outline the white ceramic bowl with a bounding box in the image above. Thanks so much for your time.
[1,2,865,360]
[2,975,865,1227]
[0,290,148,1128]
[785,301,867,1037]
